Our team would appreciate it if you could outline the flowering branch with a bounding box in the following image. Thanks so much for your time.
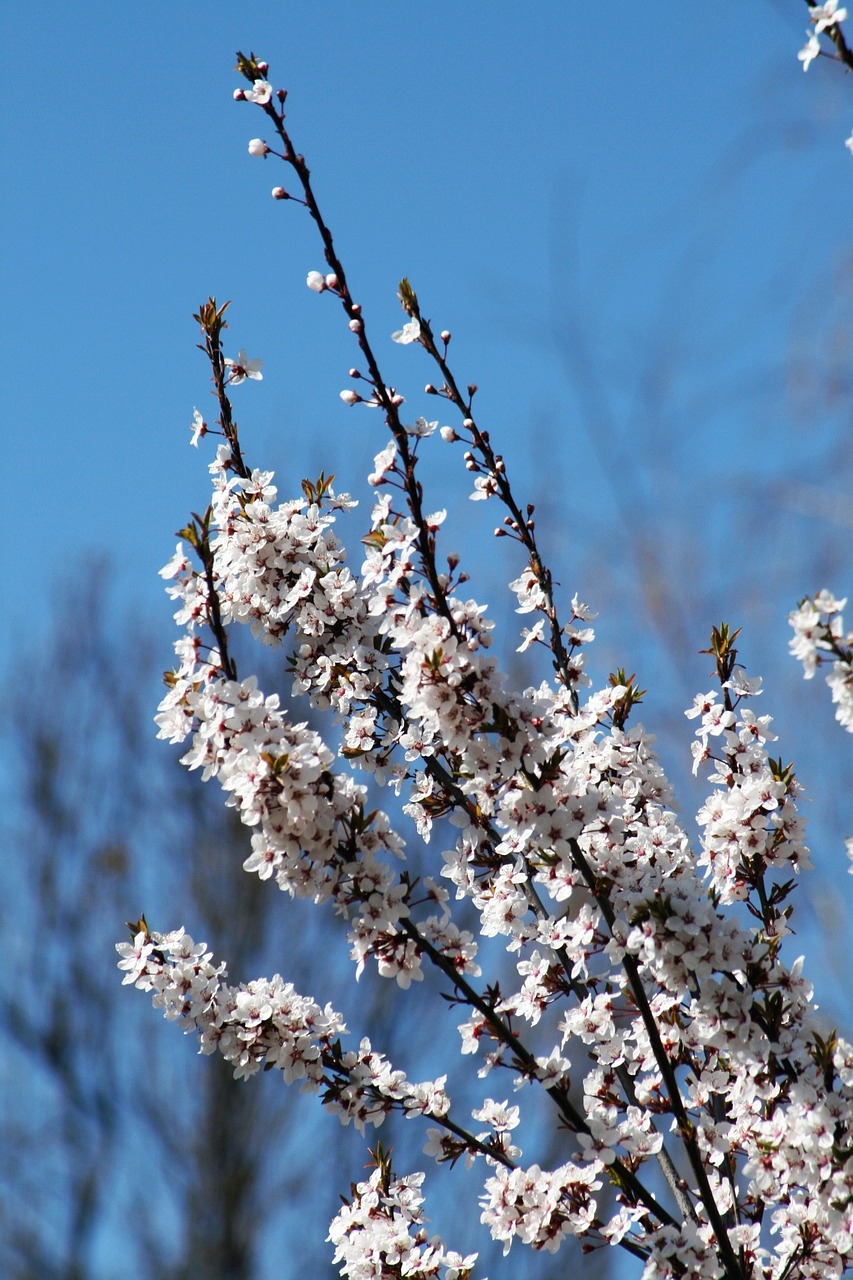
[119,48,853,1280]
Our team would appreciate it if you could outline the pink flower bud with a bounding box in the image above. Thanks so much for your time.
[440,426,458,442]
[248,138,268,158]
[306,271,326,292]
[256,61,269,74]
[441,330,451,343]
[325,273,339,290]
[390,393,405,407]
[233,88,246,101]
[340,389,360,406]
[349,318,362,332]
[271,186,287,200]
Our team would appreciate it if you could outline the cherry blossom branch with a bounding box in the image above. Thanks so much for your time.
[800,0,853,71]
[123,45,853,1280]
[231,61,748,1261]
[234,58,467,661]
[400,916,680,1235]
[395,283,582,709]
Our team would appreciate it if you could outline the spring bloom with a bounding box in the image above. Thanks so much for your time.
[189,408,207,447]
[224,350,263,384]
[244,79,273,105]
[391,319,421,345]
[798,30,822,69]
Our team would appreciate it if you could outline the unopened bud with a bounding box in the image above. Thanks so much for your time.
[390,392,405,407]
[248,138,269,158]
[440,330,451,344]
[348,368,360,378]
[348,318,362,332]
[325,273,339,290]
[440,426,458,442]
[425,383,437,395]
[256,61,269,74]
[233,88,246,101]
[277,88,287,103]
[340,389,360,406]
[271,186,287,200]
[306,271,326,292]
[350,302,362,315]
[463,418,474,430]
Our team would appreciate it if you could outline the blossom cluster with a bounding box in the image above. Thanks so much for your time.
[116,924,456,1132]
[789,591,853,734]
[795,1,853,153]
[328,1161,478,1280]
[119,53,853,1280]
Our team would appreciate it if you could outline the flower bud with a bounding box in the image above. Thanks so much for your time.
[390,393,405,407]
[233,88,246,101]
[440,330,451,344]
[306,271,326,292]
[440,426,458,442]
[256,60,269,74]
[325,273,339,290]
[349,318,362,332]
[248,138,268,158]
[340,389,360,406]
[425,383,437,395]
[271,186,287,200]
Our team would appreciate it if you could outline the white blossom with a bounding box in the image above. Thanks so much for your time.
[391,318,421,345]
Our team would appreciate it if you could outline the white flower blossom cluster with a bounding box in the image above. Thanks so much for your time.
[796,2,852,152]
[789,591,853,734]
[119,55,853,1280]
[328,1165,478,1280]
[116,926,455,1131]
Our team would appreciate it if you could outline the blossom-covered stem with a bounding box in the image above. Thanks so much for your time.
[319,1041,513,1168]
[802,0,853,69]
[400,917,681,1234]
[234,56,464,655]
[568,836,747,1279]
[375,676,696,1225]
[399,284,580,707]
[193,297,251,481]
[200,542,237,681]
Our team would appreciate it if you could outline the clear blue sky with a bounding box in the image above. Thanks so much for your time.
[3,3,853,1272]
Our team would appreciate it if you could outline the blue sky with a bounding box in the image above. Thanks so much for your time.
[3,3,853,1272]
